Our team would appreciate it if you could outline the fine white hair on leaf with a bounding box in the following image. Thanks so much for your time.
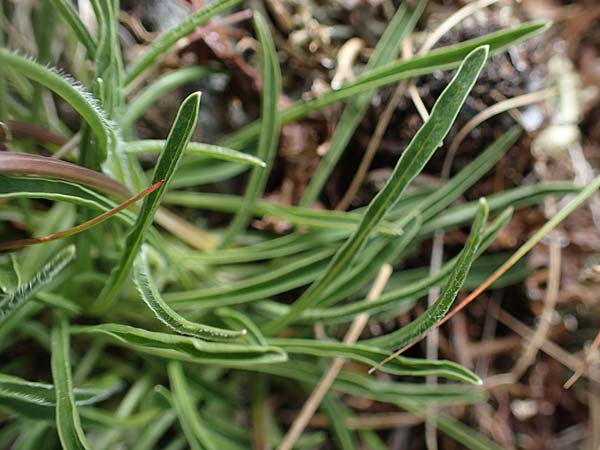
[0,245,76,322]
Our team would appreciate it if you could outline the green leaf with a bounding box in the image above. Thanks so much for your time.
[0,245,75,323]
[321,396,358,450]
[48,0,96,56]
[0,1,7,123]
[124,140,265,167]
[125,0,243,85]
[421,182,578,235]
[268,338,481,384]
[93,92,201,312]
[133,244,245,341]
[168,362,218,450]
[265,46,490,334]
[89,0,123,114]
[415,126,521,222]
[221,12,282,245]
[71,323,288,366]
[167,248,333,308]
[300,0,426,206]
[51,315,92,450]
[0,50,116,161]
[364,199,489,349]
[220,21,549,150]
[255,360,485,406]
[0,373,123,421]
[263,206,512,323]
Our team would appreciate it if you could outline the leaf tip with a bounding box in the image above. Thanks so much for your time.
[478,197,489,214]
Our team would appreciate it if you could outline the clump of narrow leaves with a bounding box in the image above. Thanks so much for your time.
[1,1,588,449]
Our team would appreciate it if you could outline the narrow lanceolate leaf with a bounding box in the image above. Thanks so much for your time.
[265,46,490,334]
[0,50,116,161]
[300,0,426,206]
[220,21,549,150]
[0,373,123,421]
[124,140,265,167]
[71,323,287,366]
[48,0,96,56]
[94,92,201,312]
[133,245,245,341]
[268,338,480,384]
[125,0,242,85]
[163,191,399,235]
[221,12,281,245]
[168,362,218,450]
[51,316,91,450]
[0,245,75,323]
[364,199,489,350]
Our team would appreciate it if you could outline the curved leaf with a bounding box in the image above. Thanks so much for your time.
[0,50,116,161]
[71,323,288,366]
[133,245,245,341]
[364,199,489,349]
[0,245,75,323]
[269,338,481,384]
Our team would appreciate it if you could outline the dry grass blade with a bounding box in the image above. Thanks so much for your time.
[564,331,600,389]
[277,265,393,450]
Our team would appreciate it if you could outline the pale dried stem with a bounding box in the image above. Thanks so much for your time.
[512,238,561,378]
[277,264,393,450]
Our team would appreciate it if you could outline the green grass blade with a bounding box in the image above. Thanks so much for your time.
[220,21,549,149]
[130,410,177,450]
[0,373,123,420]
[416,127,521,221]
[216,308,267,345]
[321,396,358,450]
[51,315,91,450]
[164,191,399,235]
[266,206,512,323]
[124,140,265,167]
[90,0,123,114]
[168,361,218,450]
[364,199,489,349]
[221,12,281,245]
[0,50,116,161]
[0,245,75,323]
[93,92,201,312]
[265,46,490,334]
[167,248,333,307]
[133,245,245,340]
[71,323,288,366]
[300,0,426,206]
[124,0,242,85]
[420,182,578,234]
[254,360,485,405]
[0,1,7,122]
[48,0,96,56]
[32,1,57,123]
[268,338,480,384]
[122,66,212,131]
